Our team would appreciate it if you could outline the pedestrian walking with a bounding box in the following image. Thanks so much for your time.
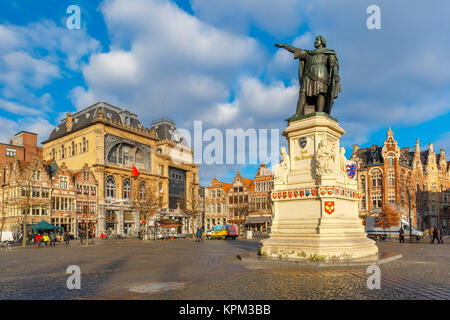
[399,226,405,243]
[439,227,444,244]
[431,226,440,244]
[35,234,42,247]
[64,231,70,245]
[43,233,50,246]
[50,232,56,247]
[195,227,200,242]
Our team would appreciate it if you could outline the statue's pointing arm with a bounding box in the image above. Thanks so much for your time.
[275,43,307,59]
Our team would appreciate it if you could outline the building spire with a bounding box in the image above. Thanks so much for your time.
[414,138,420,153]
[387,126,394,138]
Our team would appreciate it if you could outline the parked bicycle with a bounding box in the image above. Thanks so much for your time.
[0,241,12,252]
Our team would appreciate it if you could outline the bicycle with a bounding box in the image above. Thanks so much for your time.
[0,241,12,252]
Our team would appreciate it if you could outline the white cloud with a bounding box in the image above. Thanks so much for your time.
[0,98,42,116]
[293,32,314,48]
[74,0,264,127]
[0,19,99,112]
[190,0,303,36]
[0,51,60,89]
[238,78,298,116]
[0,116,53,146]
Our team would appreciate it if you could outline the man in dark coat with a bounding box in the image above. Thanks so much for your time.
[196,227,202,243]
[399,226,405,243]
[431,226,440,244]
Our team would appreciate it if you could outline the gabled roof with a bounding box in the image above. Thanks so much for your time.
[209,177,232,193]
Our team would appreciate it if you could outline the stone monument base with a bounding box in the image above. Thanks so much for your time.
[261,114,378,262]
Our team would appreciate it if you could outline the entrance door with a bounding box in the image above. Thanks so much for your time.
[106,210,116,235]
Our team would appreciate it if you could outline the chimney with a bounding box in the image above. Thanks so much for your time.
[66,112,73,132]
[352,144,359,154]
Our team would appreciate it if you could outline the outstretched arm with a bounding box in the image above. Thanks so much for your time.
[275,43,298,54]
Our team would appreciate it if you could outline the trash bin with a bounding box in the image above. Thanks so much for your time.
[246,230,253,239]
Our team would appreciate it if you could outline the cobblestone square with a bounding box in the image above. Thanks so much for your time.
[0,238,449,300]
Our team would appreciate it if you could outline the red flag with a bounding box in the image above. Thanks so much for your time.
[132,164,140,177]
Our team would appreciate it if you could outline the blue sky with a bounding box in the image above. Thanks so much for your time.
[0,0,449,185]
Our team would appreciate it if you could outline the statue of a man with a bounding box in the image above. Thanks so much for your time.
[275,35,342,118]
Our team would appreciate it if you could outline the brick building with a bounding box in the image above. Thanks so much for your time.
[0,131,42,167]
[350,128,450,231]
[248,163,273,234]
[72,163,99,237]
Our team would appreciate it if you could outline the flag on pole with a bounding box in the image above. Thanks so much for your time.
[132,164,140,177]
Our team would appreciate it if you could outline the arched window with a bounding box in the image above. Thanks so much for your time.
[371,170,382,187]
[61,145,65,159]
[107,143,138,167]
[105,176,116,199]
[72,141,75,156]
[51,148,55,159]
[83,138,87,153]
[123,179,131,199]
[387,154,395,166]
[361,176,366,191]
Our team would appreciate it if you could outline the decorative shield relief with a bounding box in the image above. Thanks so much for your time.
[298,137,307,149]
[320,188,326,196]
[288,190,293,198]
[299,189,305,197]
[282,191,287,199]
[311,188,317,196]
[327,188,334,196]
[324,201,335,215]
[305,189,311,197]
[293,190,298,198]
[272,192,277,200]
[345,162,357,179]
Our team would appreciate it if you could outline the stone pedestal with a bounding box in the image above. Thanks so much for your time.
[261,114,378,261]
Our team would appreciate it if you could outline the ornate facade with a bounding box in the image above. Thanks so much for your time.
[42,102,198,236]
[205,164,274,234]
[0,159,52,235]
[350,128,450,231]
[248,163,273,234]
[205,178,231,229]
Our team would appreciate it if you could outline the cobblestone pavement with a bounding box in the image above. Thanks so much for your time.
[0,238,448,300]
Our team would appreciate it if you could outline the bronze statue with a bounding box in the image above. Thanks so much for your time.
[275,35,342,118]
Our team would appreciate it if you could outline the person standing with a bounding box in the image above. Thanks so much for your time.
[50,232,56,247]
[439,227,444,244]
[64,231,70,245]
[42,233,49,246]
[35,233,41,247]
[399,226,405,243]
[431,226,440,244]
